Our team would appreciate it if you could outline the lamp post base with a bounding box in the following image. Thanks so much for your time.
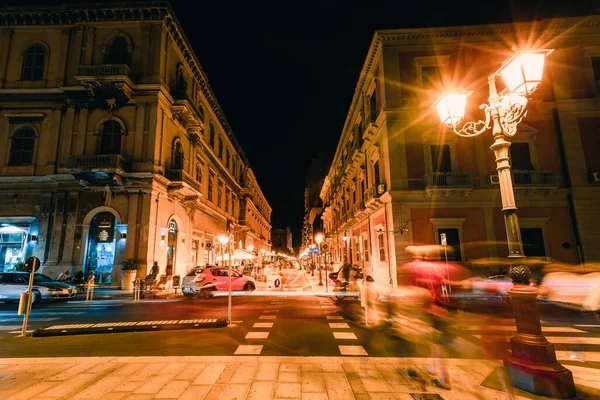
[505,283,576,399]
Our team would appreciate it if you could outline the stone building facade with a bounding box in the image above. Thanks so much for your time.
[320,16,600,287]
[0,1,271,286]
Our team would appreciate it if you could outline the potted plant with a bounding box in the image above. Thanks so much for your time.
[121,259,139,290]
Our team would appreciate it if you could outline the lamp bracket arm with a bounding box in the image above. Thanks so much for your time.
[452,104,491,137]
[500,101,529,137]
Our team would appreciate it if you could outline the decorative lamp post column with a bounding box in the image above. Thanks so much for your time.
[315,233,324,286]
[433,49,575,399]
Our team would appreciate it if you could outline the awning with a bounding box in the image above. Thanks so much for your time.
[216,249,256,261]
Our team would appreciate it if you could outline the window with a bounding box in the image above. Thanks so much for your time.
[8,127,36,166]
[218,138,223,159]
[225,188,230,213]
[232,159,237,178]
[105,36,129,65]
[217,181,223,208]
[430,144,452,173]
[232,195,236,217]
[373,160,380,186]
[21,45,46,81]
[437,228,462,261]
[355,238,361,262]
[421,66,443,91]
[99,121,123,155]
[377,232,386,262]
[225,149,230,169]
[208,173,214,202]
[172,140,184,169]
[360,179,365,201]
[592,57,600,94]
[510,143,534,170]
[369,87,378,122]
[521,228,546,257]
[198,104,205,122]
[209,123,215,148]
[195,163,202,184]
[363,238,369,262]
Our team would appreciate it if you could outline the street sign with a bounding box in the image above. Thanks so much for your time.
[322,244,329,250]
[312,247,319,255]
[23,256,41,272]
[440,233,447,246]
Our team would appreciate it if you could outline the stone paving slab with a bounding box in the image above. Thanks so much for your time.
[0,356,599,399]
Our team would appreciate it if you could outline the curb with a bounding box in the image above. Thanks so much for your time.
[31,319,227,337]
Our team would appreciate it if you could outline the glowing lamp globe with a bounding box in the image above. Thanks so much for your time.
[218,235,229,245]
[315,234,324,244]
[498,50,553,95]
[433,92,470,127]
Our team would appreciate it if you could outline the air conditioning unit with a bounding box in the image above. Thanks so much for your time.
[489,175,500,186]
[376,183,387,195]
[590,172,600,184]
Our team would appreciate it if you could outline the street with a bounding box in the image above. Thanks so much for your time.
[1,269,600,363]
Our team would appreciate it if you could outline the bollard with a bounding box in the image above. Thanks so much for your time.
[17,292,28,315]
[133,279,141,301]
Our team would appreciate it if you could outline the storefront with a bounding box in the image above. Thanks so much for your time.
[0,218,36,272]
[85,211,117,284]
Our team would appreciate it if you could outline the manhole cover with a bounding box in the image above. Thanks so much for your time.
[410,394,445,400]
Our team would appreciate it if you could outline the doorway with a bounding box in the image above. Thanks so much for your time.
[85,212,117,284]
[166,220,177,276]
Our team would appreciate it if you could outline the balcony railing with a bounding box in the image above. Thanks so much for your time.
[512,171,558,188]
[166,169,201,193]
[66,154,128,171]
[352,202,365,215]
[424,172,473,189]
[77,64,132,77]
[364,186,377,203]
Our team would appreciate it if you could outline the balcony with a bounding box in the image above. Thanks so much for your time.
[166,169,202,199]
[512,171,559,194]
[364,183,387,209]
[424,172,473,197]
[352,202,367,219]
[74,64,134,108]
[66,154,128,186]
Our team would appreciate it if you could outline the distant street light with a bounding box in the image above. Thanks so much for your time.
[434,48,575,398]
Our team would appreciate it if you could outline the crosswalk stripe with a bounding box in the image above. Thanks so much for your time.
[338,345,367,356]
[234,345,262,355]
[474,335,600,345]
[460,326,585,333]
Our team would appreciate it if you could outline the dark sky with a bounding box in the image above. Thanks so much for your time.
[168,0,598,247]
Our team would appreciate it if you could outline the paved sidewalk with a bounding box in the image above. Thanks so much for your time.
[0,356,598,399]
[304,269,333,295]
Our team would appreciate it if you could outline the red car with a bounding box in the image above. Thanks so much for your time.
[181,266,256,299]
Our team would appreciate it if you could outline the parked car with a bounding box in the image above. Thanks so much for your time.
[0,272,77,304]
[181,266,256,299]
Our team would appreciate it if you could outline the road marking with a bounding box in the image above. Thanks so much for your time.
[333,332,357,339]
[259,315,277,320]
[556,351,600,362]
[474,335,600,345]
[461,326,585,333]
[0,325,24,331]
[263,310,279,313]
[245,332,269,339]
[326,316,344,320]
[253,323,273,328]
[339,345,368,356]
[8,330,33,334]
[0,318,58,322]
[575,324,600,328]
[235,345,263,355]
[329,323,350,329]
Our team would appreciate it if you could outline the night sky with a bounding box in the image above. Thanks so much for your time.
[9,0,600,247]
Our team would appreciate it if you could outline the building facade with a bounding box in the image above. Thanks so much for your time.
[320,16,600,287]
[0,1,271,286]
[272,227,293,254]
[301,153,330,247]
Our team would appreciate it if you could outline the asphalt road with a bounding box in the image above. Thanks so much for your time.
[1,269,599,361]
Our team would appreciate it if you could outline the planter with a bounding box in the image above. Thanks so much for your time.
[121,270,137,290]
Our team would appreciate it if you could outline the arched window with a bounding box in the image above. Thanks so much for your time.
[105,36,129,65]
[99,120,123,155]
[195,163,203,183]
[172,141,184,170]
[22,45,46,81]
[9,127,36,166]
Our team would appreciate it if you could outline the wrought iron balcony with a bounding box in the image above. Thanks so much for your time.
[166,169,202,196]
[66,154,128,171]
[512,170,559,192]
[77,64,132,77]
[424,172,473,197]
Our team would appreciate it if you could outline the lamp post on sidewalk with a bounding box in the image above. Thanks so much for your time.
[315,233,324,286]
[433,48,575,398]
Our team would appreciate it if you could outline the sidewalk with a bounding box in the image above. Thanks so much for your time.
[0,355,598,399]
[304,269,332,295]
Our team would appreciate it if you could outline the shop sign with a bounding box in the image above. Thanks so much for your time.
[96,212,114,243]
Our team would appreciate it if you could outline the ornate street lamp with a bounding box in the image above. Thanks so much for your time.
[434,49,575,398]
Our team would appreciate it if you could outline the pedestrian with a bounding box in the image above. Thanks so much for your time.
[57,269,70,282]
